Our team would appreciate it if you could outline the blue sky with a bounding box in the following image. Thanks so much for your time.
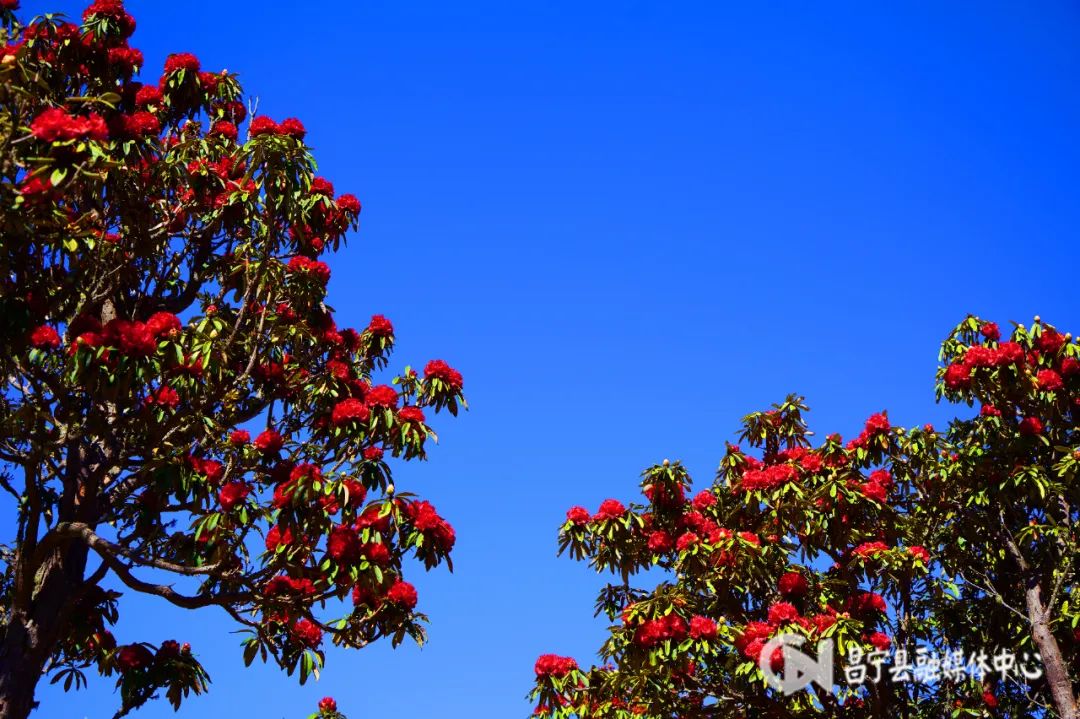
[25,0,1080,717]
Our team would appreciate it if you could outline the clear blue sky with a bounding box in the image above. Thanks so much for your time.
[28,1,1080,717]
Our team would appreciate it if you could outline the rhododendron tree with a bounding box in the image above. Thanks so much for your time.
[0,3,466,718]
[531,316,1079,718]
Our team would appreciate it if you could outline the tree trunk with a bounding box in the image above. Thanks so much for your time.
[0,542,88,719]
[1026,582,1078,719]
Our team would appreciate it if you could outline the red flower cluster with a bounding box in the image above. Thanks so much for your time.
[114,644,153,672]
[767,602,799,625]
[229,429,250,446]
[634,613,687,647]
[856,468,892,503]
[331,398,370,426]
[292,618,323,648]
[565,506,589,525]
[845,591,887,616]
[740,462,798,492]
[386,579,418,609]
[30,107,109,143]
[83,0,136,36]
[249,116,306,139]
[163,52,199,74]
[593,499,626,521]
[146,385,179,409]
[944,341,1026,389]
[688,615,717,640]
[253,429,284,454]
[218,481,251,511]
[908,545,930,563]
[852,541,890,558]
[265,524,294,552]
[318,697,337,714]
[327,525,362,563]
[29,325,61,349]
[367,314,394,337]
[534,654,578,678]
[189,456,223,484]
[424,359,464,390]
[287,255,331,285]
[777,571,808,597]
[265,575,317,597]
[397,406,425,425]
[1036,368,1064,392]
[366,385,398,408]
[1018,416,1043,436]
[407,500,456,552]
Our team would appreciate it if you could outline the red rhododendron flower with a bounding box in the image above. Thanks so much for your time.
[135,85,161,107]
[363,541,391,565]
[253,429,284,454]
[397,406,425,424]
[189,456,223,484]
[424,359,464,390]
[566,506,589,525]
[1038,329,1065,354]
[1036,369,1064,392]
[778,571,809,597]
[676,532,700,551]
[146,385,180,408]
[210,120,238,140]
[647,530,674,553]
[115,644,153,672]
[1018,416,1043,436]
[767,602,799,626]
[593,498,626,521]
[981,404,1002,417]
[944,362,972,389]
[868,632,892,651]
[287,255,331,284]
[689,615,717,640]
[908,546,930,563]
[310,177,335,195]
[249,116,279,136]
[367,314,394,337]
[218,481,250,511]
[229,429,250,446]
[318,697,337,714]
[327,526,362,563]
[279,117,306,139]
[30,107,109,143]
[103,319,156,356]
[115,111,160,138]
[996,341,1024,366]
[635,614,687,647]
[1061,357,1080,376]
[692,490,717,510]
[846,591,887,616]
[863,412,889,435]
[163,52,199,74]
[853,541,890,558]
[338,193,361,215]
[982,691,999,709]
[331,398,370,426]
[534,654,578,678]
[265,524,294,552]
[386,579,418,609]
[363,446,384,461]
[980,322,1000,341]
[291,619,323,649]
[146,311,181,338]
[29,325,61,349]
[366,385,398,408]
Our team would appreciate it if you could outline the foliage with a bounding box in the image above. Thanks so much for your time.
[531,316,1079,718]
[0,1,465,717]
